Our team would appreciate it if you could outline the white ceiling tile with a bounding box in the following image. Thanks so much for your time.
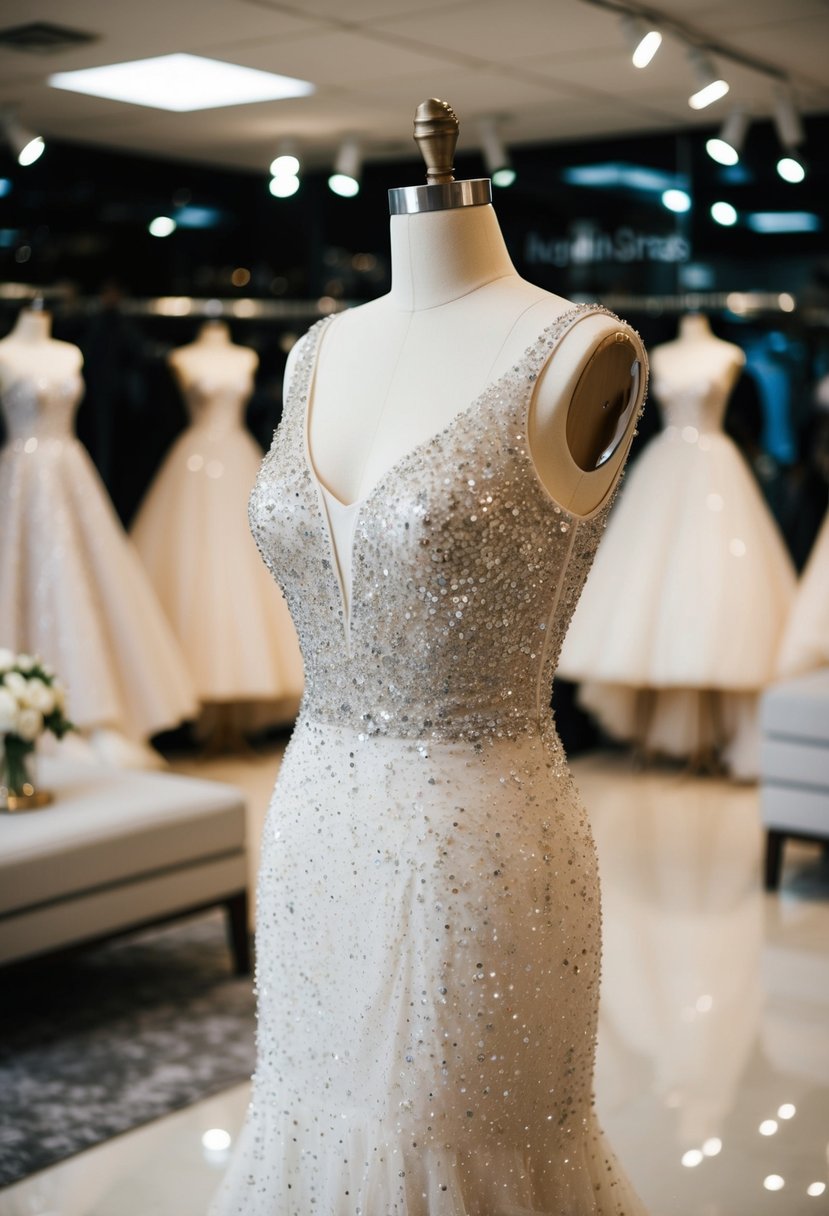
[359,67,570,116]
[0,0,321,72]
[269,0,470,22]
[374,0,622,63]
[656,0,827,23]
[229,28,467,86]
[728,15,829,85]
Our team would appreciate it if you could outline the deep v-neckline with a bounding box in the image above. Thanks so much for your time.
[297,303,611,654]
[300,304,606,515]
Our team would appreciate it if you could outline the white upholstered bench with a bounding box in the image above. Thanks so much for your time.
[0,759,249,972]
[760,669,829,891]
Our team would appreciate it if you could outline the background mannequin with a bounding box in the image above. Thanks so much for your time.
[132,319,303,740]
[0,306,197,766]
[559,312,796,778]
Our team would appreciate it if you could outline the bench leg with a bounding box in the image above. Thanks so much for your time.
[764,830,785,892]
[224,890,252,976]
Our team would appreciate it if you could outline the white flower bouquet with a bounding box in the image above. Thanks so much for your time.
[0,649,73,809]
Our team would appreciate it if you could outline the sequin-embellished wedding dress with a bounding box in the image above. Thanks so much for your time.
[0,368,196,740]
[558,367,795,777]
[131,364,303,711]
[210,305,646,1215]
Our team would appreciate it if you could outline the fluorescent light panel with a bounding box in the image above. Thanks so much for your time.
[49,53,314,112]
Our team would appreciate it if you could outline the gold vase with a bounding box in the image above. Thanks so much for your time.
[0,742,53,812]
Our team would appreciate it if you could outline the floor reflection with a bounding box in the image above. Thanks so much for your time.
[582,753,829,1215]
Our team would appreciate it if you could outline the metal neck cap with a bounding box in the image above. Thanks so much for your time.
[388,178,491,215]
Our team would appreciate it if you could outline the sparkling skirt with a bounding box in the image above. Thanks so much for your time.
[558,428,796,774]
[131,422,303,712]
[0,435,196,739]
[209,716,645,1215]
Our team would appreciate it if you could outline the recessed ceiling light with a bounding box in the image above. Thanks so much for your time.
[48,53,314,112]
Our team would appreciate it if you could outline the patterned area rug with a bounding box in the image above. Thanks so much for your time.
[0,912,256,1186]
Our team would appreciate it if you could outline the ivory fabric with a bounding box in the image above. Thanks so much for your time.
[210,307,647,1215]
[558,371,796,775]
[131,368,303,710]
[0,369,196,739]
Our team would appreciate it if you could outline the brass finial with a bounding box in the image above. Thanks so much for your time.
[413,98,458,185]
[387,97,490,214]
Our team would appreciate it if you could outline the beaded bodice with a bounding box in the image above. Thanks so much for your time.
[0,371,83,443]
[250,305,632,744]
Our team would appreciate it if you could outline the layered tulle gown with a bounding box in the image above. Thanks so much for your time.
[777,508,829,677]
[0,368,196,740]
[131,366,303,717]
[209,305,647,1215]
[558,370,796,777]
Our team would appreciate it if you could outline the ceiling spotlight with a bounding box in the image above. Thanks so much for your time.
[478,118,515,188]
[148,215,176,237]
[777,155,806,183]
[773,88,806,182]
[270,141,301,198]
[710,200,738,226]
[706,107,749,165]
[270,141,300,179]
[688,49,730,110]
[773,88,804,149]
[271,153,299,177]
[2,110,45,166]
[328,139,361,197]
[620,15,663,69]
[662,188,692,213]
[269,174,299,198]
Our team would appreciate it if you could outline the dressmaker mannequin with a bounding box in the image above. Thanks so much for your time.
[288,99,645,521]
[0,304,81,385]
[0,307,197,767]
[651,312,745,397]
[134,318,302,750]
[559,309,794,777]
[211,101,651,1216]
[169,319,258,388]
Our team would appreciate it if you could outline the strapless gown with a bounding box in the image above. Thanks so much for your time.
[0,369,196,740]
[558,371,796,777]
[209,305,647,1215]
[131,370,303,713]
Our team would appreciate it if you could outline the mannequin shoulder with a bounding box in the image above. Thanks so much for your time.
[526,305,647,515]
[533,308,647,433]
[47,336,83,364]
[0,337,83,386]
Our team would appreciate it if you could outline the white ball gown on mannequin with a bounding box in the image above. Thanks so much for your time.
[131,328,303,720]
[0,352,197,745]
[776,507,829,677]
[558,334,795,778]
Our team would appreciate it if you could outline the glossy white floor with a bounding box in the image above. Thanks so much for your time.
[1,749,827,1216]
